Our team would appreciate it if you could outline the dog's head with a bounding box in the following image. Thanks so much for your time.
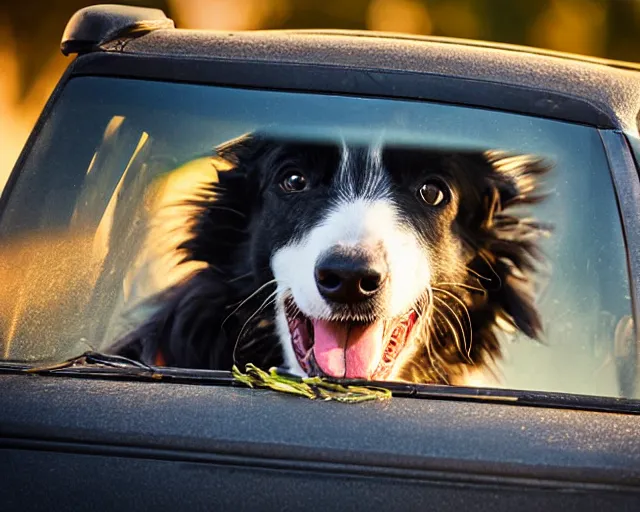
[184,133,550,383]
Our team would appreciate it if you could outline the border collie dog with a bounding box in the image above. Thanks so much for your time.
[111,133,550,385]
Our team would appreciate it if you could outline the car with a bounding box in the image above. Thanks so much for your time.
[0,4,639,511]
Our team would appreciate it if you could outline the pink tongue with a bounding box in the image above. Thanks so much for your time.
[312,319,385,379]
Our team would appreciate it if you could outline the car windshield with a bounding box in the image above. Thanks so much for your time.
[0,76,634,399]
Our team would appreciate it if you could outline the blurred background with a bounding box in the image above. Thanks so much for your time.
[1,0,639,191]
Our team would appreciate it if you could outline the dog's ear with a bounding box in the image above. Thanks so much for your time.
[215,132,282,191]
[484,151,550,210]
[211,132,272,201]
[466,151,552,341]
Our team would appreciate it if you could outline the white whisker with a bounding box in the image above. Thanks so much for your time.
[425,322,450,384]
[432,297,473,364]
[432,286,474,361]
[233,290,278,365]
[437,281,487,295]
[221,279,277,329]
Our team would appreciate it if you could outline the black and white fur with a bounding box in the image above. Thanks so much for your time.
[110,133,550,385]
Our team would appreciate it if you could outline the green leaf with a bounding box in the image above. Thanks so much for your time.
[232,364,391,403]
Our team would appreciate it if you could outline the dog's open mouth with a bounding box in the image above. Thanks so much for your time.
[285,297,418,380]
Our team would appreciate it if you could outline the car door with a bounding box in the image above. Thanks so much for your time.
[0,45,639,511]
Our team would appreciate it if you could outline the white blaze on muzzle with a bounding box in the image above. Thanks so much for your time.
[272,196,432,378]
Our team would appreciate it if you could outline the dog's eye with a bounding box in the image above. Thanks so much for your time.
[280,172,308,193]
[418,181,448,206]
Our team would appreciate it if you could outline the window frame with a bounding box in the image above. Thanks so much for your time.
[599,130,640,396]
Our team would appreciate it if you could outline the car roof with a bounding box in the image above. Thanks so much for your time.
[60,5,640,133]
[94,28,638,133]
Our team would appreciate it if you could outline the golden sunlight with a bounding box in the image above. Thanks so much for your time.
[0,20,67,193]
[0,229,100,359]
[529,0,608,57]
[366,0,432,34]
[167,0,291,30]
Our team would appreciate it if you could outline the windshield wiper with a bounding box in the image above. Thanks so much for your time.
[26,351,156,373]
[365,379,640,415]
[13,351,235,385]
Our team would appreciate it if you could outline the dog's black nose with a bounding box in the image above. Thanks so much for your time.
[315,248,388,303]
